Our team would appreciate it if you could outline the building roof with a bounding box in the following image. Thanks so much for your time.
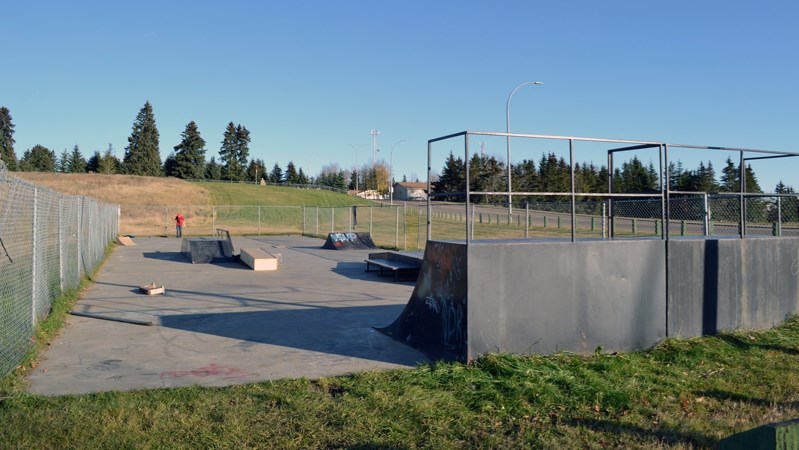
[395,182,427,190]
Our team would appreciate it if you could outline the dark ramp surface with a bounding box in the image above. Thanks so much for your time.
[375,241,467,361]
[322,232,378,250]
[180,237,234,263]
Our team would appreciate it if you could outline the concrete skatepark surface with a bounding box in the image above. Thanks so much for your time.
[27,236,426,396]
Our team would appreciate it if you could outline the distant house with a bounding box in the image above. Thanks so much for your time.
[392,182,428,201]
[356,189,384,200]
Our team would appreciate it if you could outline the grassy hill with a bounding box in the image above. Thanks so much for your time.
[196,182,376,207]
[12,173,373,207]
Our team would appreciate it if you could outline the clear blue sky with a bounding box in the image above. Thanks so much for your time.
[4,0,798,190]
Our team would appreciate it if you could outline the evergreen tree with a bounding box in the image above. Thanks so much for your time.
[284,161,298,184]
[539,153,569,195]
[87,151,101,173]
[19,145,57,172]
[205,156,222,180]
[235,124,251,172]
[219,122,250,181]
[246,158,266,183]
[774,181,798,223]
[618,157,657,193]
[349,169,358,190]
[297,167,308,185]
[720,157,740,192]
[163,152,179,177]
[270,163,283,183]
[58,149,70,173]
[67,144,87,173]
[123,101,162,176]
[99,144,120,174]
[432,152,465,200]
[743,164,762,193]
[0,106,17,171]
[173,121,207,179]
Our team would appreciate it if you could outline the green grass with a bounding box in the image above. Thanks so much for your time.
[4,314,799,448]
[197,182,377,207]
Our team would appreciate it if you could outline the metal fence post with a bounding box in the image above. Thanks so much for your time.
[403,204,407,250]
[258,206,262,236]
[602,201,607,239]
[301,206,305,236]
[58,196,64,292]
[525,203,529,239]
[31,188,39,326]
[776,196,782,237]
[163,206,168,236]
[370,206,373,234]
[316,206,319,236]
[702,193,710,236]
[212,206,216,234]
[416,205,421,250]
[395,206,399,248]
[331,207,334,233]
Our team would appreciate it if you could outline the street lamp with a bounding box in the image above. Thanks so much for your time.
[389,139,409,205]
[506,81,543,217]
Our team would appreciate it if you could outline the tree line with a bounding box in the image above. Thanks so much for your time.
[0,103,366,192]
[433,151,795,203]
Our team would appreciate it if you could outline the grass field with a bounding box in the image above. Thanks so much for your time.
[2,282,798,448]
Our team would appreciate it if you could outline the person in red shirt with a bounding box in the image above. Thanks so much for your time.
[175,213,185,238]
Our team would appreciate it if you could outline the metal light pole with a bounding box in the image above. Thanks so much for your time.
[389,139,409,205]
[506,81,543,218]
[370,129,380,168]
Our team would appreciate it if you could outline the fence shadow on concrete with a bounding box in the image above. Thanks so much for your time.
[158,305,422,366]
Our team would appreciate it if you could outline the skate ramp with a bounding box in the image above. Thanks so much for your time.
[377,239,668,362]
[181,237,234,264]
[322,232,378,250]
[375,241,468,361]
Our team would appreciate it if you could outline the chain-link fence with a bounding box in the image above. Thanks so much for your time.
[424,193,799,242]
[0,164,119,377]
[120,204,428,251]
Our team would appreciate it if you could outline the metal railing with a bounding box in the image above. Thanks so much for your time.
[427,130,799,243]
[0,164,119,377]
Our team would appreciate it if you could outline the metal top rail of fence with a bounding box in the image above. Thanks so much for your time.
[427,130,799,244]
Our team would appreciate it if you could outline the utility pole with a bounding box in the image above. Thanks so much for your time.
[370,129,380,168]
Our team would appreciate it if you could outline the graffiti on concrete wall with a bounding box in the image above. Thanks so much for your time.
[376,240,468,361]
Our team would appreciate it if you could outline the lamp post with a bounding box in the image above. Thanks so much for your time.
[389,139,409,205]
[506,81,543,218]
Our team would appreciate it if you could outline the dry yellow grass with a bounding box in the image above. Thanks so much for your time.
[12,172,212,207]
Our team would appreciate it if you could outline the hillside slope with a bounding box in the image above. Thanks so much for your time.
[13,173,212,206]
[12,173,372,207]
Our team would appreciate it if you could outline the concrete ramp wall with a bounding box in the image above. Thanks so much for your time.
[668,238,799,337]
[378,237,799,362]
[467,240,666,360]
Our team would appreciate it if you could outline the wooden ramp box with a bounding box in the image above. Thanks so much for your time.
[240,248,278,271]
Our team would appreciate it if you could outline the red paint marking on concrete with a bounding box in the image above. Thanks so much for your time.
[160,363,253,379]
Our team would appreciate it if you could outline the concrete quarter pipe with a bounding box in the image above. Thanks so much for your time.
[375,241,468,361]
